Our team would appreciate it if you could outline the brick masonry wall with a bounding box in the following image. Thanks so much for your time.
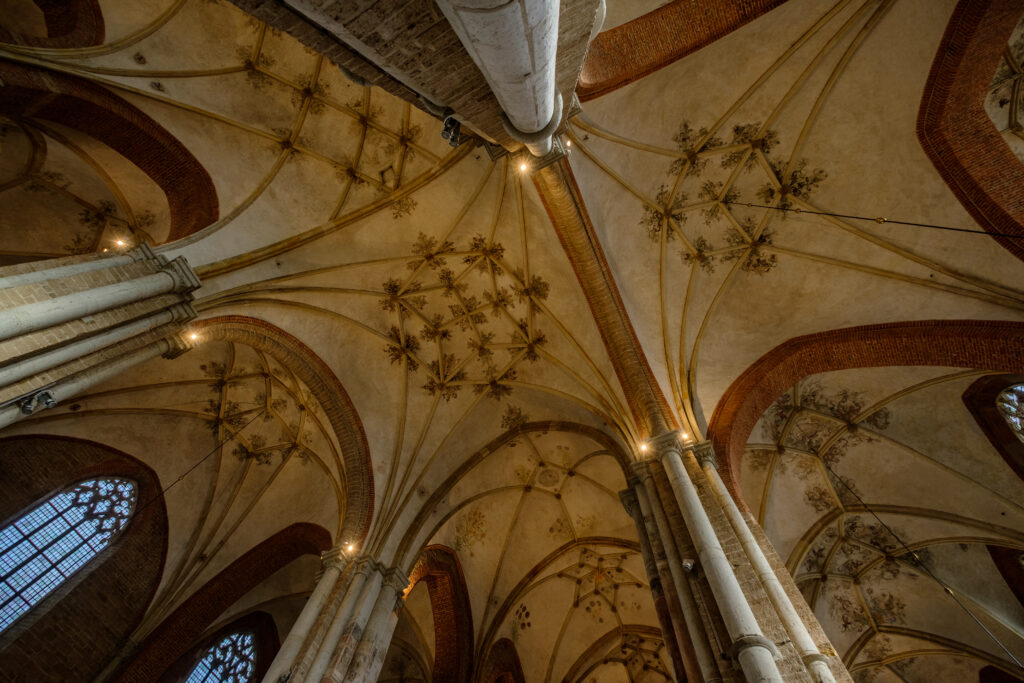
[578,0,788,101]
[0,59,218,242]
[0,434,168,683]
[407,545,473,683]
[917,0,1024,263]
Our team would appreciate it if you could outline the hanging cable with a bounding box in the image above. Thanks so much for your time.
[134,409,264,517]
[726,201,1024,240]
[822,461,1024,669]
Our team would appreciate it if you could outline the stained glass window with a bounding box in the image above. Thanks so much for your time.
[0,477,136,632]
[186,632,257,683]
[998,384,1024,443]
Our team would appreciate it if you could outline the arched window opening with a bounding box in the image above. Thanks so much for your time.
[0,477,136,633]
[997,384,1024,443]
[185,632,257,683]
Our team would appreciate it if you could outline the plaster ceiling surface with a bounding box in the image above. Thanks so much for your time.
[739,366,1024,681]
[3,338,343,641]
[601,0,672,31]
[568,0,1024,431]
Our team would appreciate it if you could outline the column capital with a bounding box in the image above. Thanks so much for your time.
[125,243,157,262]
[162,333,193,359]
[619,488,640,519]
[167,302,198,323]
[628,458,657,482]
[649,430,686,457]
[693,441,718,469]
[160,256,202,294]
[382,566,410,595]
[320,547,350,571]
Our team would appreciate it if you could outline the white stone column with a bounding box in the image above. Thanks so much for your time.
[434,0,562,155]
[263,548,349,683]
[0,244,156,289]
[657,432,784,683]
[633,464,722,682]
[0,303,194,388]
[0,333,192,429]
[696,443,837,683]
[304,558,380,683]
[0,256,199,342]
[341,567,408,682]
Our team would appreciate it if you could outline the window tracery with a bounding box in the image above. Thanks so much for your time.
[185,632,257,683]
[0,477,136,633]
[997,384,1024,442]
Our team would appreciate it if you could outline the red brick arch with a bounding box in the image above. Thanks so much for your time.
[114,522,331,683]
[480,638,526,683]
[406,545,473,683]
[708,320,1024,502]
[193,316,375,546]
[918,0,1024,263]
[0,0,104,48]
[578,0,787,101]
[0,59,218,242]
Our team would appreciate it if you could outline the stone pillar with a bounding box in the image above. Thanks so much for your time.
[695,443,837,683]
[341,567,408,682]
[268,558,408,683]
[0,248,200,427]
[656,432,785,683]
[619,487,687,681]
[633,462,722,682]
[264,548,349,683]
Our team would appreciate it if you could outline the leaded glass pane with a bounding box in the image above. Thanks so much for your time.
[185,632,257,683]
[997,384,1024,444]
[0,478,136,632]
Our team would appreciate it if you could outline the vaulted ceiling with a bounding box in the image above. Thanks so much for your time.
[1,0,1023,681]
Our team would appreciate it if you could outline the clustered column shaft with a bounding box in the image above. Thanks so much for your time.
[0,245,201,430]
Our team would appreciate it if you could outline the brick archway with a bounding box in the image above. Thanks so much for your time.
[0,434,168,682]
[480,638,526,683]
[115,522,330,683]
[578,0,787,101]
[0,59,218,242]
[708,320,1024,501]
[157,610,280,683]
[193,316,374,545]
[407,545,473,683]
[917,0,1024,263]
[0,0,104,49]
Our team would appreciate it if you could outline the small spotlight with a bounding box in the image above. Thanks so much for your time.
[189,333,199,341]
[640,443,648,453]
[519,162,527,172]
[346,543,355,552]
[680,432,688,440]
[566,139,572,147]
[115,239,126,247]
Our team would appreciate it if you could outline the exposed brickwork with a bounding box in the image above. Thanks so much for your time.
[979,664,1024,682]
[479,638,526,683]
[194,316,374,545]
[917,0,1024,263]
[578,0,788,101]
[0,0,104,48]
[533,159,678,439]
[227,0,599,150]
[0,59,218,242]
[0,435,168,683]
[406,545,473,683]
[708,320,1024,505]
[114,523,330,683]
[157,610,279,683]
[963,374,1024,481]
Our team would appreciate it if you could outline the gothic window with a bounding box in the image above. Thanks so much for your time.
[0,477,136,633]
[185,632,257,683]
[997,384,1024,443]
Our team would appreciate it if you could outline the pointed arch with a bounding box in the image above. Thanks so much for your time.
[0,435,167,682]
[480,638,526,683]
[708,320,1024,503]
[406,545,473,683]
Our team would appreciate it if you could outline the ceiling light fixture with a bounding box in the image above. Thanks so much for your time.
[639,443,648,453]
